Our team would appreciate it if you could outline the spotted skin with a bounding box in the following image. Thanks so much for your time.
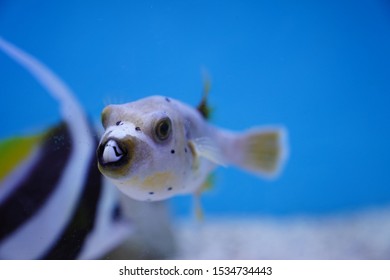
[97,95,288,202]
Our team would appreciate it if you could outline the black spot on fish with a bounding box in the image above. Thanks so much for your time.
[184,147,188,153]
[165,97,171,102]
[116,121,122,126]
[135,126,141,131]
[167,187,173,191]
[171,149,175,154]
[149,192,154,195]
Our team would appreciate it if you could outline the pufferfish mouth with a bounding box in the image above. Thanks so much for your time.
[97,137,133,171]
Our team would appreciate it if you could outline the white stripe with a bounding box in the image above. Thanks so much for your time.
[0,38,94,259]
[78,178,133,260]
[0,38,87,137]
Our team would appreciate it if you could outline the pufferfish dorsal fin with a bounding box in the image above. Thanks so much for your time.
[196,72,212,119]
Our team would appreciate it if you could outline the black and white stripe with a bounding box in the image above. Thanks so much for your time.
[0,124,73,243]
[0,123,131,259]
[0,38,132,260]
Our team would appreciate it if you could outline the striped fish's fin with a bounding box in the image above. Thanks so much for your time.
[0,37,89,138]
[0,134,42,182]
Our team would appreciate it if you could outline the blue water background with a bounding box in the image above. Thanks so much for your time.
[1,0,390,218]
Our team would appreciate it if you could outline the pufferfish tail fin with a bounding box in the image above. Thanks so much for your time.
[227,127,288,178]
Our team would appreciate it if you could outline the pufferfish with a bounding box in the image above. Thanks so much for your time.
[97,92,288,203]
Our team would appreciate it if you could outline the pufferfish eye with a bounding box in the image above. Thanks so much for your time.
[154,117,172,142]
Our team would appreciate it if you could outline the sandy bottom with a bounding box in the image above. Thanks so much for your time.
[174,206,390,259]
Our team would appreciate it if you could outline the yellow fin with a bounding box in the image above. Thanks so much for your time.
[239,128,288,177]
[193,194,204,221]
[193,185,205,221]
[0,134,42,181]
[192,173,216,221]
[201,173,215,192]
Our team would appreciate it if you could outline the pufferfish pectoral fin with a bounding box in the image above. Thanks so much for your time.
[234,127,288,178]
[193,193,204,221]
[189,137,227,166]
[192,173,215,221]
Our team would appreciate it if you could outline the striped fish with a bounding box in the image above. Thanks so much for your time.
[0,38,132,259]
